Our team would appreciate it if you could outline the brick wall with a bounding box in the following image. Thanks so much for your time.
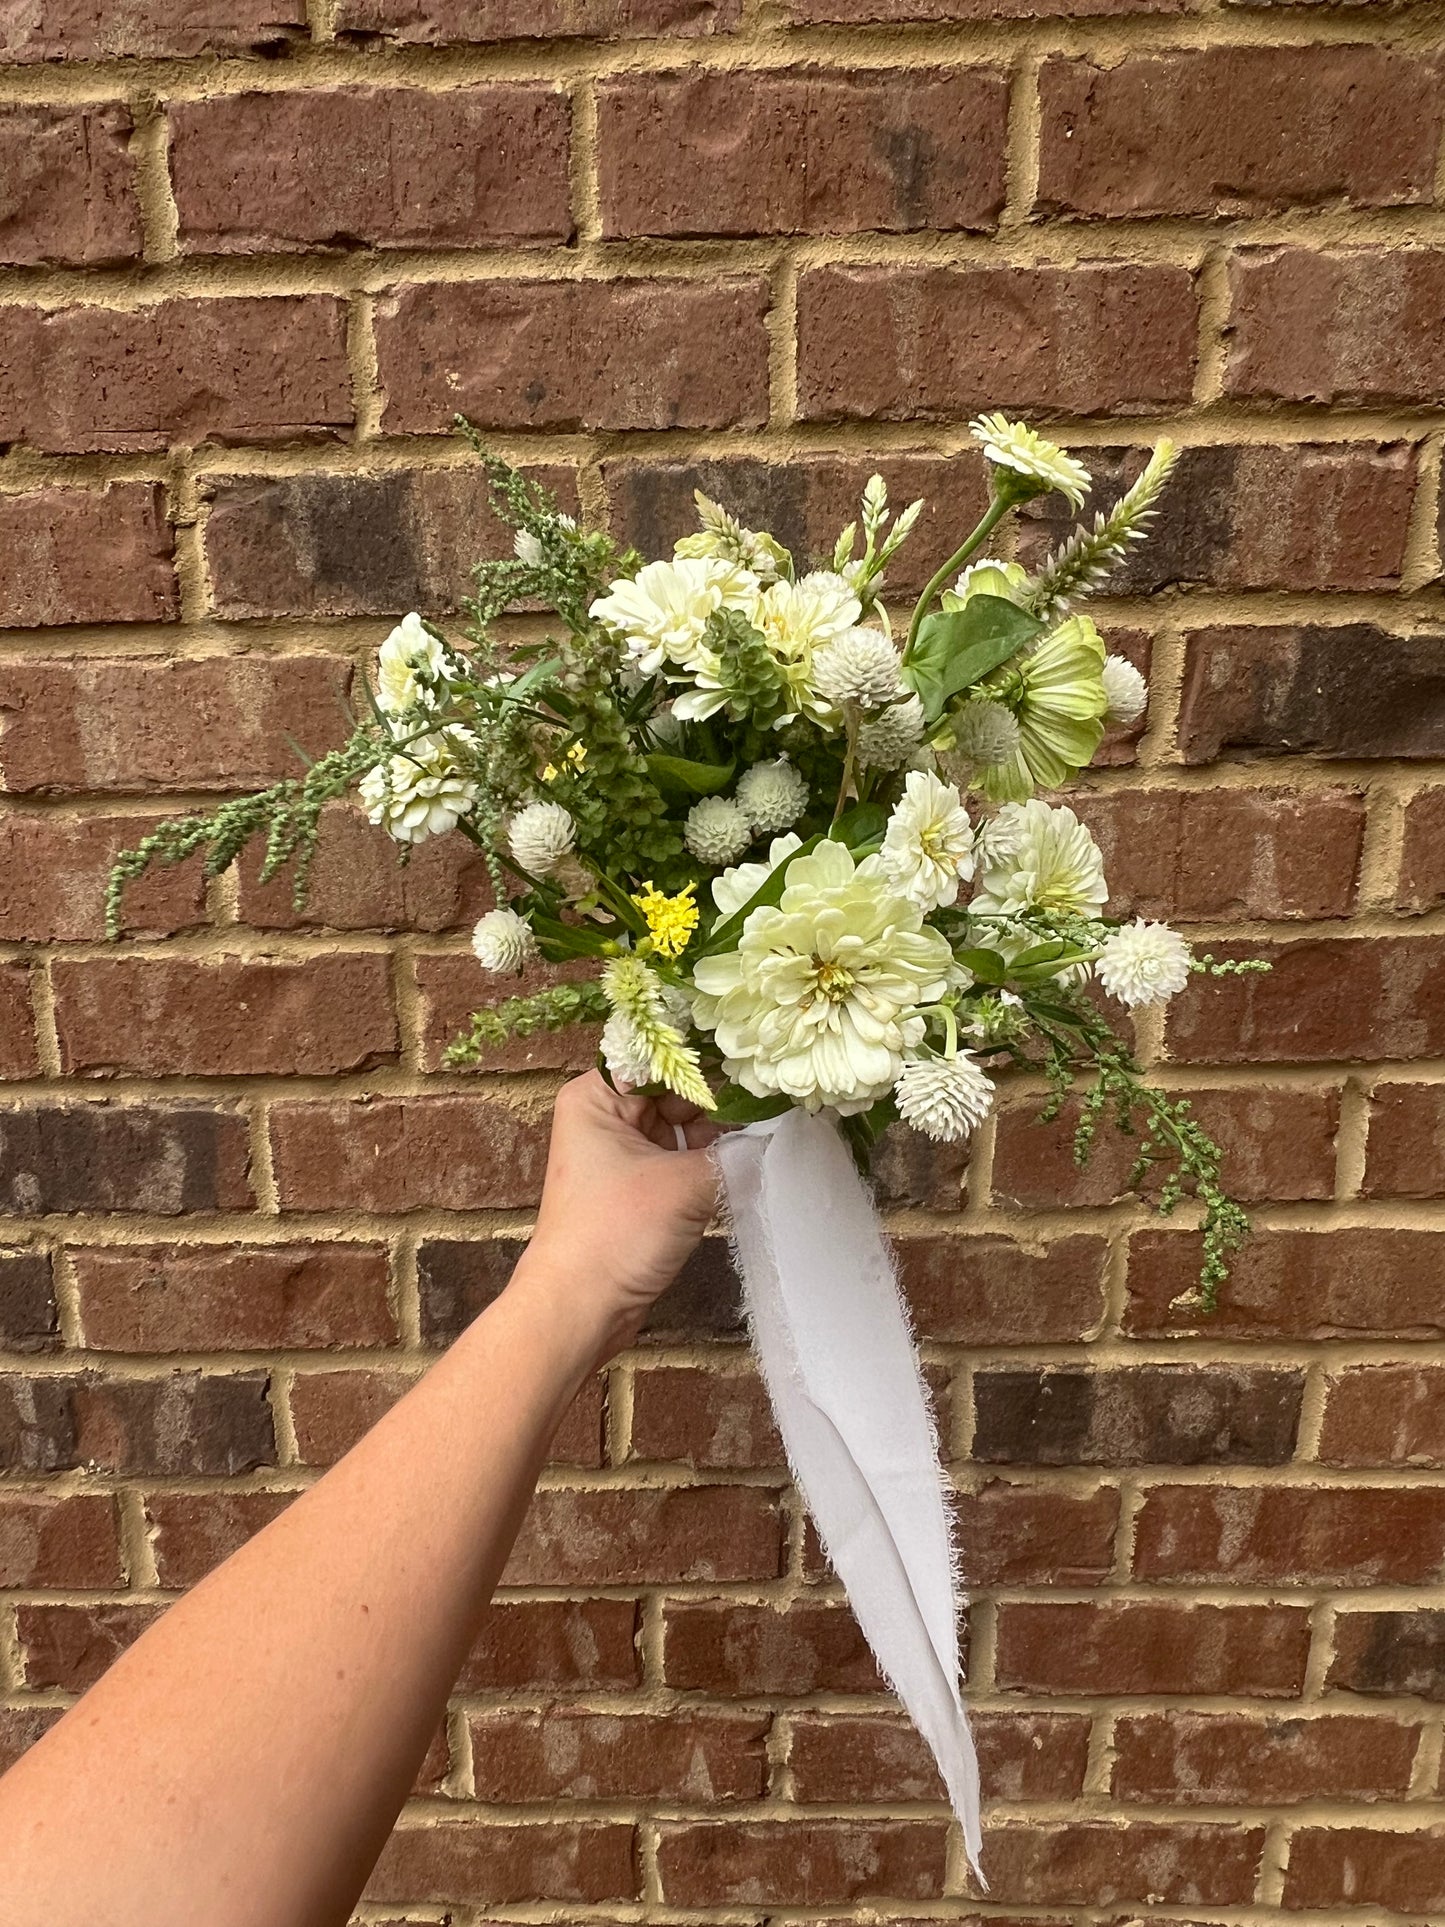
[2,1,1445,1919]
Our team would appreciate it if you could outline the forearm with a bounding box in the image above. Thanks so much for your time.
[0,1250,598,1927]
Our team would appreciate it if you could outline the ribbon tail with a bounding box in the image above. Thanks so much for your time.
[713,1110,984,1885]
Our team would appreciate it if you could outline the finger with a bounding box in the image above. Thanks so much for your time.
[654,1093,709,1126]
[681,1117,723,1149]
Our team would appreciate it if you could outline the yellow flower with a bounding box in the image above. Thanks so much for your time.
[631,882,699,960]
[542,742,587,784]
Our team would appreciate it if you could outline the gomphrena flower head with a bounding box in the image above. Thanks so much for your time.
[630,881,700,960]
[685,796,754,867]
[969,413,1091,511]
[950,698,1022,771]
[1101,654,1149,726]
[809,627,905,711]
[736,756,809,834]
[1096,918,1192,1008]
[895,1051,995,1143]
[508,800,576,877]
[471,907,537,973]
[857,694,927,772]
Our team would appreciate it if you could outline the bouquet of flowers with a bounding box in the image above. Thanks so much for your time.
[109,412,1264,1877]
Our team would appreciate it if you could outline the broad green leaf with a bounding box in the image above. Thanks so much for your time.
[1009,940,1069,971]
[831,801,888,849]
[901,594,1043,722]
[646,752,735,797]
[527,911,615,958]
[697,834,822,956]
[955,946,1008,984]
[709,1084,792,1124]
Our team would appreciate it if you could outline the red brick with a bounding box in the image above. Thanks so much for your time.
[504,1484,781,1586]
[992,1086,1339,1211]
[53,955,397,1078]
[236,810,494,935]
[1177,625,1445,762]
[365,1820,636,1906]
[415,951,600,1075]
[1398,787,1445,911]
[0,1492,120,1587]
[0,297,351,454]
[870,1121,969,1211]
[0,815,205,943]
[1328,1610,1445,1702]
[0,963,39,1079]
[1284,1824,1445,1912]
[376,278,770,435]
[289,1367,419,1465]
[73,1243,396,1353]
[1112,1710,1420,1804]
[0,1101,253,1215]
[0,1374,77,1473]
[0,1,306,59]
[1319,1364,1445,1467]
[0,102,139,266]
[0,1707,59,1774]
[599,68,1006,239]
[1038,49,1440,218]
[789,1709,1089,1803]
[18,1602,164,1691]
[797,263,1196,422]
[995,1601,1310,1696]
[1166,937,1445,1064]
[982,1821,1264,1908]
[1227,247,1445,405]
[1072,787,1364,921]
[1127,1228,1445,1339]
[0,1250,58,1355]
[657,1821,947,1906]
[70,1370,276,1475]
[457,1598,640,1692]
[336,0,739,39]
[956,1480,1119,1587]
[630,1364,782,1469]
[664,1600,881,1694]
[1133,1483,1445,1585]
[1020,441,1416,594]
[1363,1081,1445,1197]
[974,1366,1303,1467]
[897,1233,1107,1344]
[604,450,990,601]
[0,483,177,628]
[204,463,578,622]
[146,1490,296,1587]
[469,1708,768,1801]
[171,87,570,255]
[0,654,352,796]
[270,1096,548,1213]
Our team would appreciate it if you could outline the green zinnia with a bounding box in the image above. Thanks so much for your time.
[974,614,1109,803]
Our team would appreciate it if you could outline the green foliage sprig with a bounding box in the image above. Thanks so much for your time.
[443,981,610,1066]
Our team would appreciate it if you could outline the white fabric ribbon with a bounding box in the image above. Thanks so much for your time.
[712,1109,983,1882]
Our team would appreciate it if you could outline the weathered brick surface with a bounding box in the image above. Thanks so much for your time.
[6,10,1444,1915]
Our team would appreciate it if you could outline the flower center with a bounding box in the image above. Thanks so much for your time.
[811,957,856,1004]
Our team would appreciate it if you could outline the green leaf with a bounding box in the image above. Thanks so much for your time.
[831,801,888,849]
[526,911,615,959]
[1009,939,1069,971]
[709,1084,792,1124]
[955,946,1008,984]
[506,654,561,698]
[901,594,1043,722]
[645,752,736,797]
[697,834,822,957]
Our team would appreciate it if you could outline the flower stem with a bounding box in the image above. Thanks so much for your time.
[903,495,1012,659]
[831,707,860,828]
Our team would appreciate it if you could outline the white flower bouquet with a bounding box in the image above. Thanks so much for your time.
[111,411,1258,1312]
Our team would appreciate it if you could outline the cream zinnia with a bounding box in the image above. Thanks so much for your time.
[880,770,976,912]
[971,800,1107,920]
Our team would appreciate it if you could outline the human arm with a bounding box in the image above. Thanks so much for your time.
[0,1073,718,1927]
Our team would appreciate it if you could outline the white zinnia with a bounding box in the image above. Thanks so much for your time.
[951,698,1022,771]
[359,730,479,845]
[809,627,905,710]
[895,1052,995,1142]
[589,556,751,678]
[375,612,449,716]
[857,694,927,771]
[748,570,861,718]
[690,839,957,1115]
[969,412,1091,510]
[471,908,537,973]
[1101,653,1149,725]
[880,770,976,912]
[1096,918,1192,1007]
[971,800,1108,919]
[736,757,809,834]
[685,795,753,866]
[711,833,803,918]
[508,800,575,877]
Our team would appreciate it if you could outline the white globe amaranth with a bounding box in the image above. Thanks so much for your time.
[950,698,1022,771]
[685,795,754,866]
[513,529,544,568]
[359,730,480,846]
[1101,653,1149,726]
[690,839,958,1115]
[470,908,537,973]
[857,693,927,771]
[736,756,809,834]
[601,1008,655,1089]
[375,612,450,716]
[809,626,905,711]
[508,800,576,877]
[971,799,1108,920]
[895,1052,995,1143]
[1096,918,1193,1008]
[880,770,976,912]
